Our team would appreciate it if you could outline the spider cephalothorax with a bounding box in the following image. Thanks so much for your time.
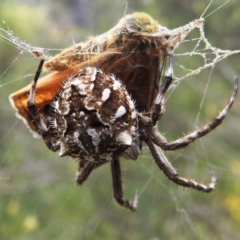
[10,12,238,211]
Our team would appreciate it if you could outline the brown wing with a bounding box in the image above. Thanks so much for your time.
[10,34,168,133]
[95,36,167,112]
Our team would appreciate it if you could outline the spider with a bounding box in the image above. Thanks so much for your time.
[10,12,238,211]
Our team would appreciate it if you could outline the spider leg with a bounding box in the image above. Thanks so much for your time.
[27,59,59,151]
[76,159,107,184]
[144,138,216,192]
[27,59,45,119]
[111,155,138,211]
[151,53,173,124]
[142,77,238,150]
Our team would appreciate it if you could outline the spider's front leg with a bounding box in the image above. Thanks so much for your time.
[143,135,216,192]
[151,53,173,125]
[141,77,238,151]
[111,155,138,211]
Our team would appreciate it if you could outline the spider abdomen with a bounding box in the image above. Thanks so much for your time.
[50,67,138,162]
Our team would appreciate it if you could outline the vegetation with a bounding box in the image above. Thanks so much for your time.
[0,0,240,239]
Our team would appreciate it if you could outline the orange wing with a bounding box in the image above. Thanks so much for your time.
[9,67,78,132]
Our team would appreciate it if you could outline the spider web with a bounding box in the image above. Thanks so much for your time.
[0,1,240,240]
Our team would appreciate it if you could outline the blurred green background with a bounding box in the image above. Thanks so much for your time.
[0,0,240,239]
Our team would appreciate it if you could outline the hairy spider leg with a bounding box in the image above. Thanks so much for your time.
[111,155,138,211]
[76,160,107,184]
[145,77,238,150]
[152,53,173,124]
[139,74,237,193]
[144,137,216,192]
[27,59,59,151]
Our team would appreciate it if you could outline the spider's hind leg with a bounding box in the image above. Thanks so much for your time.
[27,59,59,151]
[27,59,45,117]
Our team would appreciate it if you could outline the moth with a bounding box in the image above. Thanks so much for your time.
[9,12,238,211]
